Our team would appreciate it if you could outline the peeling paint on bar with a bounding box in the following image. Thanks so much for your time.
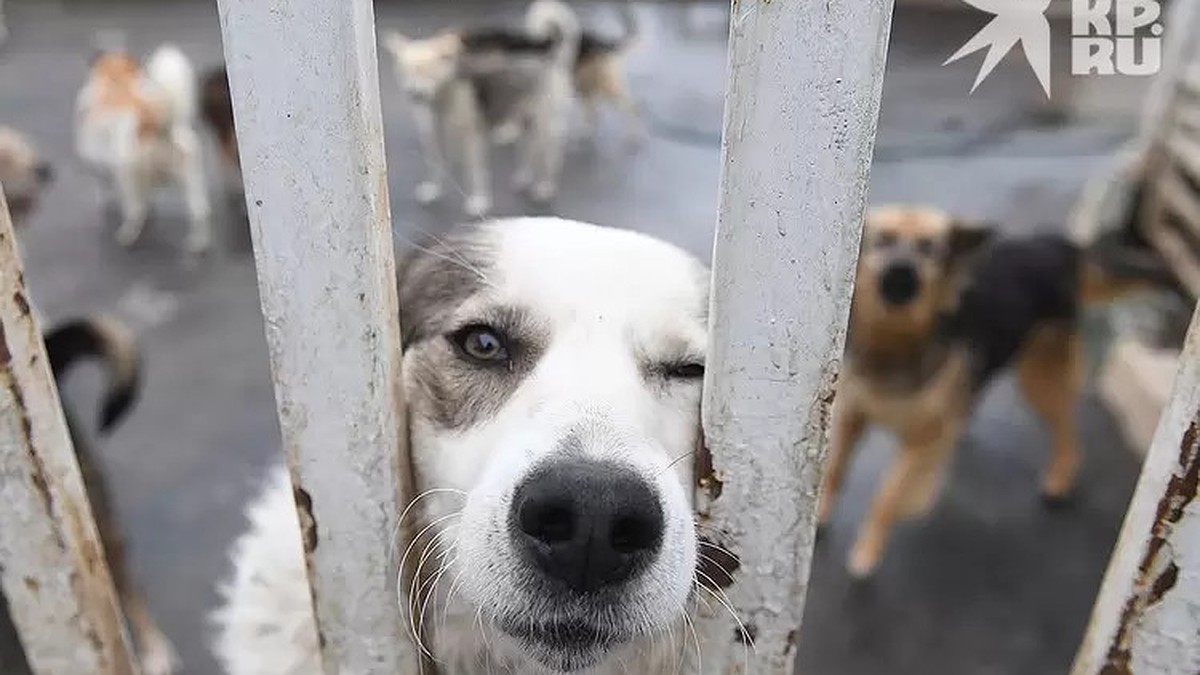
[695,0,894,672]
[0,192,139,675]
[1073,308,1200,675]
[215,0,419,672]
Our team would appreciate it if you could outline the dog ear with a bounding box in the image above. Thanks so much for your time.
[379,30,410,59]
[947,218,996,260]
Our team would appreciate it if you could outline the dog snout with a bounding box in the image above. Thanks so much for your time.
[878,262,920,306]
[35,161,55,185]
[511,460,664,594]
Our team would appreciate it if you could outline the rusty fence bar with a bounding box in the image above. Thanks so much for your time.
[1071,305,1200,675]
[694,0,895,672]
[0,192,140,675]
[215,0,419,672]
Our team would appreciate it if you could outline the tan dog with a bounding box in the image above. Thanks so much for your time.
[75,43,211,252]
[0,126,54,226]
[820,205,1165,578]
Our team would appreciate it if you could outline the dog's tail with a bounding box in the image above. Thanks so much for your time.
[44,316,141,433]
[1079,232,1177,304]
[145,43,198,126]
[526,0,582,65]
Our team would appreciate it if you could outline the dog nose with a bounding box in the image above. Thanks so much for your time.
[511,460,664,594]
[35,162,55,184]
[879,262,919,306]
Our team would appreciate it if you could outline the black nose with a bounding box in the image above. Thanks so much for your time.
[35,162,54,184]
[511,460,664,594]
[878,263,920,306]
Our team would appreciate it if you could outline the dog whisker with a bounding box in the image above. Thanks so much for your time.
[408,526,460,657]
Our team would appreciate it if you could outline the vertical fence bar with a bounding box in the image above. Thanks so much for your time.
[1071,305,1200,675]
[696,0,894,672]
[215,1,418,672]
[0,192,139,675]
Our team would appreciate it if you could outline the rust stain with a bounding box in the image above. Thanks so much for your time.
[694,433,725,504]
[1101,415,1200,674]
[293,485,319,553]
[11,290,29,317]
[785,628,801,654]
[734,622,757,646]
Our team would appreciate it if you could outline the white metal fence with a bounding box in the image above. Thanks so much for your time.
[0,1,1197,674]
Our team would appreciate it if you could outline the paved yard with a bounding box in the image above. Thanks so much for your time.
[0,1,1149,673]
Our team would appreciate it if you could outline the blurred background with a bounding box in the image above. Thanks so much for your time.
[0,0,1193,673]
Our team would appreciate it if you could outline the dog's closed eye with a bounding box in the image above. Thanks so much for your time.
[449,324,511,365]
[659,360,705,380]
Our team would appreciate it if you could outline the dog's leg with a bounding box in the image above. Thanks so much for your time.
[818,395,865,526]
[73,418,179,674]
[454,103,492,218]
[176,129,212,254]
[1016,323,1083,502]
[125,593,180,675]
[114,165,149,247]
[411,104,448,206]
[847,422,957,578]
[528,73,572,203]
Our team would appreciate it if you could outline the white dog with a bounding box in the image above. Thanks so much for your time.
[75,42,211,253]
[213,218,724,674]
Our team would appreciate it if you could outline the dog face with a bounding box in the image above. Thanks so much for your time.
[398,218,707,671]
[382,31,461,104]
[0,126,54,226]
[853,205,993,339]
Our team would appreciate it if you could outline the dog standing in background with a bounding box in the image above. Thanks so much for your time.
[820,205,1170,578]
[382,0,581,217]
[0,126,55,226]
[527,0,644,145]
[75,42,211,253]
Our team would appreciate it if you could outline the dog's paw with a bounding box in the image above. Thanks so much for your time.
[464,194,492,219]
[846,541,881,580]
[1040,489,1075,510]
[115,223,144,248]
[184,229,212,255]
[414,181,443,205]
[492,122,522,146]
[529,181,557,204]
[139,637,180,675]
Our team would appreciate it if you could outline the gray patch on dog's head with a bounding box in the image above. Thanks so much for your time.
[398,226,549,430]
[397,227,496,347]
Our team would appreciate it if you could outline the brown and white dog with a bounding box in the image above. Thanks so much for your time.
[75,43,211,253]
[213,218,731,675]
[0,126,54,227]
[819,205,1168,578]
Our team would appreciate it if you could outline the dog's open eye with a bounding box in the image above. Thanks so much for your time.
[450,324,510,364]
[662,362,705,380]
[874,232,898,249]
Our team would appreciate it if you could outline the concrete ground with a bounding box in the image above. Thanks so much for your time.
[0,1,1150,673]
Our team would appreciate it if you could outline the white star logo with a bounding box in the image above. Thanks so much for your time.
[945,0,1052,96]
